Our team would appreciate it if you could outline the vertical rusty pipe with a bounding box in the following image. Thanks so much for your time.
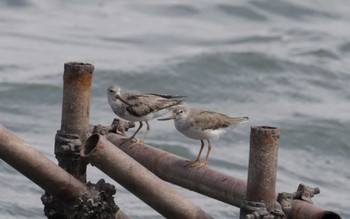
[57,62,94,182]
[81,134,214,219]
[243,126,280,215]
[0,124,88,202]
[290,200,342,219]
[106,132,246,207]
[60,62,94,141]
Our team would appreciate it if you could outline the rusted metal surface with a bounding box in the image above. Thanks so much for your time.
[0,124,88,201]
[278,184,341,219]
[82,134,214,219]
[105,132,247,207]
[245,126,280,213]
[0,124,128,219]
[103,126,341,219]
[293,184,320,203]
[48,62,128,218]
[54,131,88,183]
[56,62,94,183]
[60,62,94,141]
[90,118,135,136]
[290,200,341,219]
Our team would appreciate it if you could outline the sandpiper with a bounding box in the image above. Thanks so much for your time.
[159,104,249,166]
[107,84,184,143]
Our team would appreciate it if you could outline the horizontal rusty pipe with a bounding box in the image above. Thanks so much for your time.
[290,200,341,219]
[81,134,213,219]
[105,132,341,219]
[106,132,246,207]
[0,124,88,202]
[245,126,280,212]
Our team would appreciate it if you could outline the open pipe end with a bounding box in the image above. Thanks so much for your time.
[250,126,280,138]
[252,126,278,130]
[64,62,95,75]
[64,62,93,67]
[321,212,342,219]
[81,134,100,157]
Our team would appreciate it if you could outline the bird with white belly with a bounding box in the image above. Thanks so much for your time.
[107,84,184,144]
[159,104,249,166]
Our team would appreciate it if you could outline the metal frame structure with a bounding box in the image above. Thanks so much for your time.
[0,62,342,219]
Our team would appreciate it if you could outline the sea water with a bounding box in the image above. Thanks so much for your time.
[0,1,349,218]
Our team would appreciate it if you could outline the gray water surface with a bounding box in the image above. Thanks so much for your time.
[0,1,349,218]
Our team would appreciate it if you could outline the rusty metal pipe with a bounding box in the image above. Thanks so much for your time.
[61,62,94,141]
[103,129,341,219]
[0,124,129,219]
[245,126,280,212]
[106,132,246,207]
[81,134,213,219]
[290,200,341,219]
[57,62,94,183]
[0,124,88,202]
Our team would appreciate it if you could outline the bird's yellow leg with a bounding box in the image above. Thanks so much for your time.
[136,121,151,144]
[129,121,143,140]
[202,139,212,166]
[186,140,205,166]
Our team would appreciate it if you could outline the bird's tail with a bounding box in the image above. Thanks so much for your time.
[157,99,184,111]
[230,116,250,126]
[146,93,186,99]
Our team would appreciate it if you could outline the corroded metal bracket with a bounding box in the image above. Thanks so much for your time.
[294,183,320,203]
[240,200,272,219]
[92,118,135,136]
[55,131,82,155]
[242,183,322,219]
[55,131,87,182]
[240,200,285,219]
[277,183,320,215]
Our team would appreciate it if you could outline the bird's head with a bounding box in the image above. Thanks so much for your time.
[158,104,189,121]
[107,85,130,105]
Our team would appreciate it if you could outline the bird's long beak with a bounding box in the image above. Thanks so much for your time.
[158,114,176,121]
[115,94,131,106]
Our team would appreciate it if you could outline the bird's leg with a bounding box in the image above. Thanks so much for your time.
[130,121,143,140]
[186,140,204,166]
[136,121,151,144]
[201,139,212,166]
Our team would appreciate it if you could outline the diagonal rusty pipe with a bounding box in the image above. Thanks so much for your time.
[81,134,214,219]
[106,132,246,207]
[291,200,341,219]
[0,124,129,219]
[0,124,88,202]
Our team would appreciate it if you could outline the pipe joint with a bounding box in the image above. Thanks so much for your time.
[241,199,274,219]
[293,183,320,204]
[55,131,82,155]
[91,119,135,137]
[277,183,320,213]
